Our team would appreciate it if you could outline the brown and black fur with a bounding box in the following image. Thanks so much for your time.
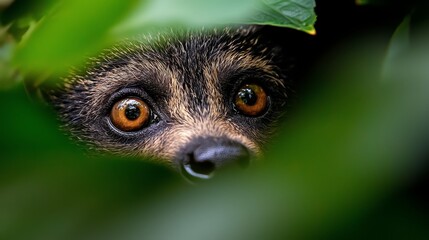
[48,26,297,173]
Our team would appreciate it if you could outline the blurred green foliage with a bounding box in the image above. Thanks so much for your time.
[9,0,316,75]
[0,0,428,240]
[13,0,137,73]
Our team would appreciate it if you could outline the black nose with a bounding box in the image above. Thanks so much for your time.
[179,138,250,181]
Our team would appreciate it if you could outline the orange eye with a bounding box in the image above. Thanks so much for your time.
[110,97,150,132]
[234,84,268,116]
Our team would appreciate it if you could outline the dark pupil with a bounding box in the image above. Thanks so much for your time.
[125,104,141,120]
[238,88,257,106]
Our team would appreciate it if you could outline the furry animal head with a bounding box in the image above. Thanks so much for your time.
[48,26,294,180]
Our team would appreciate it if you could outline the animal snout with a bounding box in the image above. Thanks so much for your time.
[178,138,250,181]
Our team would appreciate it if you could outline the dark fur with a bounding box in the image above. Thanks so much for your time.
[48,26,294,165]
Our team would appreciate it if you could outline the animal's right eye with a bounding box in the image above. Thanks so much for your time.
[110,97,150,132]
[234,84,268,117]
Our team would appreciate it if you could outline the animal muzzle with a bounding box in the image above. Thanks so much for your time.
[177,137,250,181]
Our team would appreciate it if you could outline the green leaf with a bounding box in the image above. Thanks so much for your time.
[0,24,23,89]
[113,0,260,37]
[247,0,317,35]
[13,0,136,73]
[13,0,317,74]
[382,16,411,80]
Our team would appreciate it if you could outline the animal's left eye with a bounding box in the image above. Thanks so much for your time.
[110,97,150,132]
[234,84,268,116]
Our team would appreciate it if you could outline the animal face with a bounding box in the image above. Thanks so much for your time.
[49,26,292,180]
